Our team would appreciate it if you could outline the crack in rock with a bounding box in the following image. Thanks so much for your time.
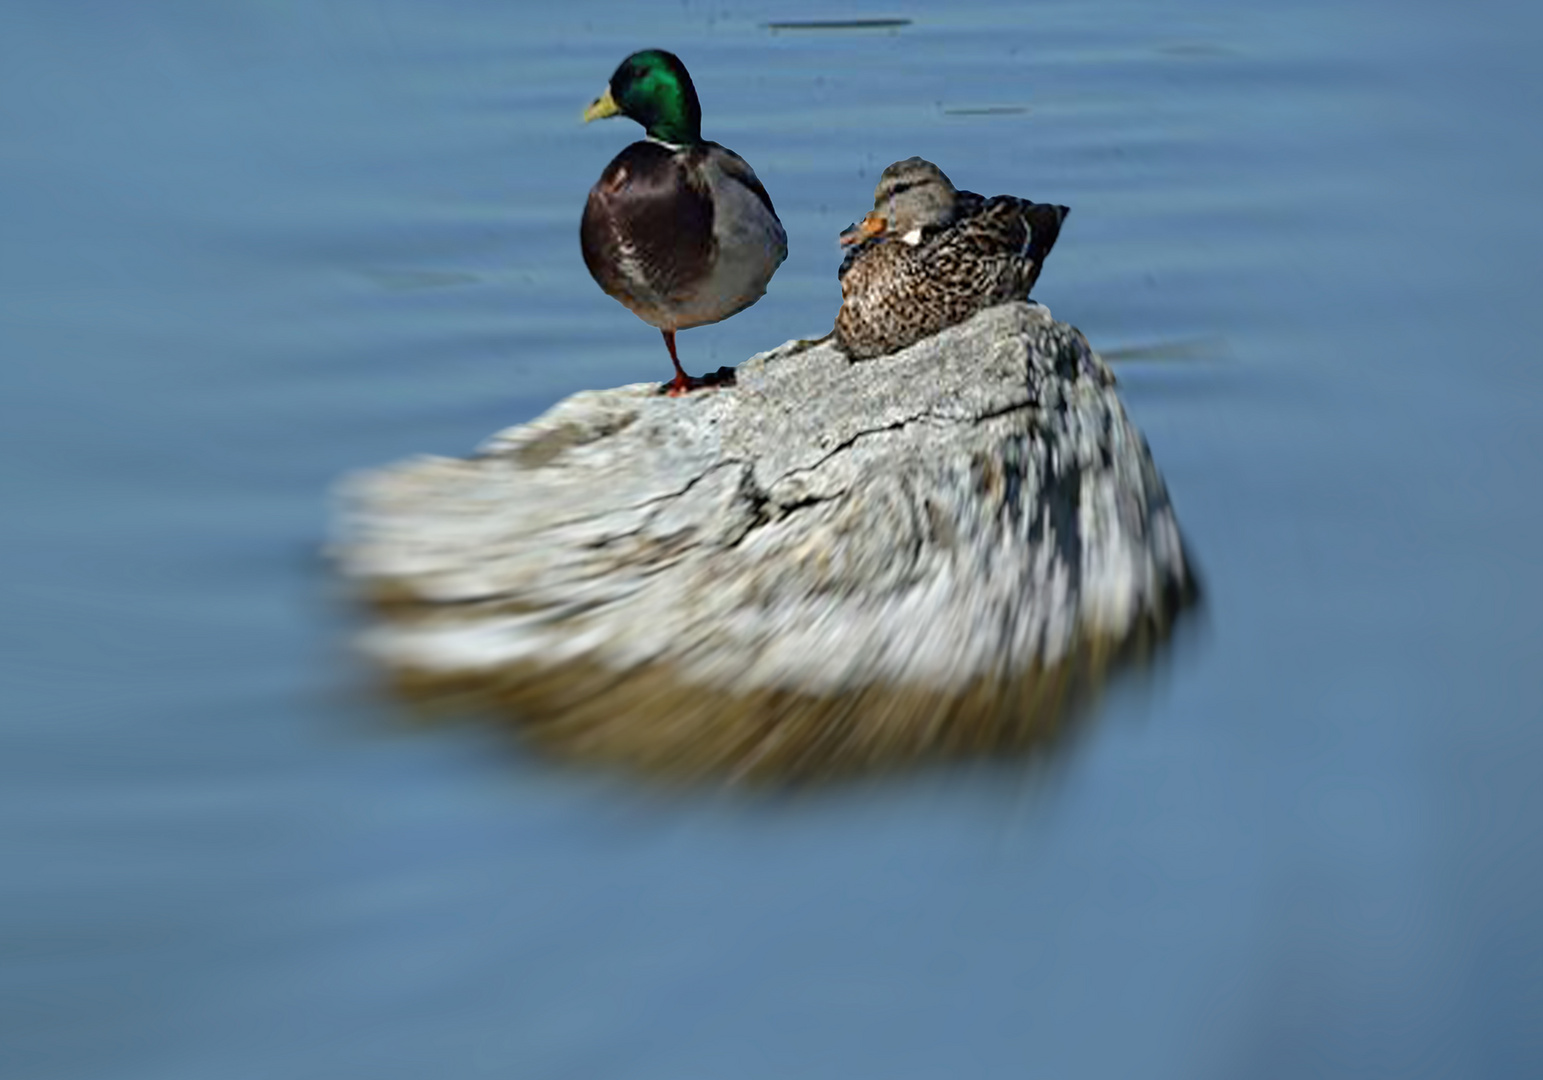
[333,302,1199,781]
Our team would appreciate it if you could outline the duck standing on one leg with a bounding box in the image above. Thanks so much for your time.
[834,157,1069,360]
[580,50,788,396]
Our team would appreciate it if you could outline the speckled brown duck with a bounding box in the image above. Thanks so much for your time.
[581,50,788,395]
[834,157,1069,360]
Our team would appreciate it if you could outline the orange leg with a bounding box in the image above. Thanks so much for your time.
[661,329,700,396]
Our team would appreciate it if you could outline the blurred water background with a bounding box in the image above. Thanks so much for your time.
[4,1,1542,1077]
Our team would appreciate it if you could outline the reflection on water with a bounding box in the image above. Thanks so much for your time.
[4,0,1543,1077]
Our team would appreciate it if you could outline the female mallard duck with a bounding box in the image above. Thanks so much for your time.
[581,50,788,395]
[834,157,1069,360]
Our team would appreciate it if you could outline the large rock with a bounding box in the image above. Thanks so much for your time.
[334,302,1197,781]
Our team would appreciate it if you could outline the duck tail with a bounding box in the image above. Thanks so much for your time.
[1021,201,1070,269]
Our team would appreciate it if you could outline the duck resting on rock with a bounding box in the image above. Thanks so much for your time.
[581,49,788,395]
[834,157,1069,360]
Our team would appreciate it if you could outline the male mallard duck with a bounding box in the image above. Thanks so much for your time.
[581,49,788,395]
[834,157,1069,360]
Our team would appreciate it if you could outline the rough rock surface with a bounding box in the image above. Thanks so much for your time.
[334,302,1197,780]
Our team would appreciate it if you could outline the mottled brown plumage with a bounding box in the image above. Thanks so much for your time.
[835,158,1068,360]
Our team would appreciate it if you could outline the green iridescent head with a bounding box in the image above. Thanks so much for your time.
[583,49,703,146]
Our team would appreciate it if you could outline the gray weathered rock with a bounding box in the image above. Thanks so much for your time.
[334,302,1196,780]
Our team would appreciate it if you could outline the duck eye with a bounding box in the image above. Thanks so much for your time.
[887,181,914,198]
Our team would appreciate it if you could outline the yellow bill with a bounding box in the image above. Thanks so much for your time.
[583,87,622,123]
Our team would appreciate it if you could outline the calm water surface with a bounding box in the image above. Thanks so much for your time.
[4,2,1542,1077]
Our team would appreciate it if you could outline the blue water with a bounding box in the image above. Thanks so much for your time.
[4,1,1542,1077]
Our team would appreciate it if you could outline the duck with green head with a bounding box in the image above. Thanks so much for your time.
[581,50,788,395]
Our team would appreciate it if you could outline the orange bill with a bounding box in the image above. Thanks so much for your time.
[838,211,888,246]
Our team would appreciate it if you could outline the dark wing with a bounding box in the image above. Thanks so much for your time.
[701,141,781,222]
[946,196,1069,294]
[580,141,715,313]
[952,188,988,220]
[1009,197,1069,285]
